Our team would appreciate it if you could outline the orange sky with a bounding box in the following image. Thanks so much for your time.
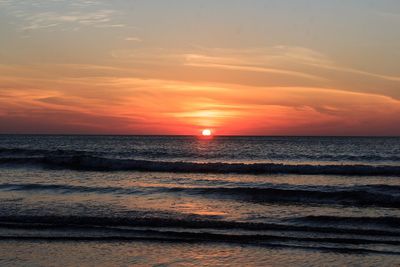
[1,1,400,135]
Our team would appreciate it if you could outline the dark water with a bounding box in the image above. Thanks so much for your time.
[0,135,400,266]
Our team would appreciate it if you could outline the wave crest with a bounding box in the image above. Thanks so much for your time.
[1,183,399,208]
[1,155,400,176]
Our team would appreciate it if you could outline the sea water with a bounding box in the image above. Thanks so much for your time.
[0,135,399,266]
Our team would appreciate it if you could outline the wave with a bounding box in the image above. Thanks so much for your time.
[0,183,143,194]
[0,148,92,157]
[1,215,400,255]
[2,147,400,162]
[170,186,400,208]
[290,216,400,228]
[1,183,400,208]
[1,215,399,237]
[0,235,399,255]
[1,155,400,176]
[1,236,398,255]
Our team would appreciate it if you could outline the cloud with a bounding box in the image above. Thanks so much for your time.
[1,0,124,31]
[183,46,400,83]
[20,9,119,30]
[125,37,142,42]
[2,62,400,135]
[0,109,147,134]
[36,96,80,106]
[184,54,326,82]
[109,45,400,99]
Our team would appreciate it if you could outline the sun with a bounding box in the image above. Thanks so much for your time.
[202,129,212,136]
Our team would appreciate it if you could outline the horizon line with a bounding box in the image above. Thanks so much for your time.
[0,134,399,138]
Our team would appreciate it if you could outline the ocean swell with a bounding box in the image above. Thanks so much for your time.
[2,147,400,162]
[1,215,399,237]
[1,155,400,176]
[1,183,399,208]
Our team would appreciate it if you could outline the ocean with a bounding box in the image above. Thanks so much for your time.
[0,135,399,266]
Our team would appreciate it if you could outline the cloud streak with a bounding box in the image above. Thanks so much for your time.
[19,9,119,30]
[1,0,124,32]
[1,63,399,135]
[109,45,400,99]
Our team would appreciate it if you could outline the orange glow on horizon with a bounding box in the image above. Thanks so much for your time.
[0,1,400,136]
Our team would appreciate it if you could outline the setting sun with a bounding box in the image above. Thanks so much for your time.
[202,129,212,136]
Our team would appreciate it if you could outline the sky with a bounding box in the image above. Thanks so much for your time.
[0,0,400,135]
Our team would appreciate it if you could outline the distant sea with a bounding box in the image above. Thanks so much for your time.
[0,135,400,266]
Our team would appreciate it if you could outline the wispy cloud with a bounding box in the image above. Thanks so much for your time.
[20,9,119,30]
[1,0,124,31]
[1,63,400,134]
[109,45,400,99]
[125,37,142,42]
[183,46,400,83]
[183,54,326,82]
